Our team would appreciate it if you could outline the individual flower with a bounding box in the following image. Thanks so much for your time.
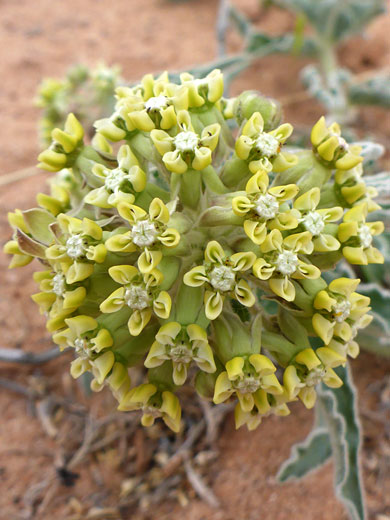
[234,388,290,431]
[115,73,188,132]
[37,113,84,171]
[326,313,373,359]
[213,354,283,412]
[337,203,384,264]
[232,170,299,245]
[292,187,343,252]
[334,163,381,212]
[144,322,216,385]
[90,361,131,403]
[84,144,146,208]
[45,214,107,283]
[253,229,321,301]
[311,116,363,170]
[100,264,171,336]
[31,268,86,319]
[105,198,180,273]
[150,110,220,173]
[118,383,181,432]
[180,69,224,107]
[283,347,345,409]
[235,112,296,172]
[183,241,256,320]
[312,277,371,345]
[53,315,115,383]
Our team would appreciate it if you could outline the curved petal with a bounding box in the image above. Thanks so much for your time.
[156,321,181,345]
[230,251,256,271]
[232,195,253,216]
[269,276,295,301]
[128,308,152,336]
[153,291,172,319]
[108,265,139,285]
[253,257,275,280]
[234,279,255,307]
[144,341,167,368]
[100,287,126,313]
[163,150,188,174]
[244,220,267,245]
[183,265,208,287]
[293,187,320,211]
[204,290,224,320]
[213,371,234,404]
[138,249,163,273]
[205,240,225,264]
[158,228,180,247]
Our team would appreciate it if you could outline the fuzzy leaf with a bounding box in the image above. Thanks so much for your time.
[277,427,331,481]
[317,364,365,520]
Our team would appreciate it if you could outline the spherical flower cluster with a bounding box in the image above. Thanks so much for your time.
[5,70,384,433]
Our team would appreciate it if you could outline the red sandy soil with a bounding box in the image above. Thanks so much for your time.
[0,1,389,519]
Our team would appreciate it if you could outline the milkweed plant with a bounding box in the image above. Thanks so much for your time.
[4,70,385,437]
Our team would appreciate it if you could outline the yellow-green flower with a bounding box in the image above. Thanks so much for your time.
[38,113,84,171]
[45,214,107,283]
[180,69,224,107]
[311,116,362,170]
[232,170,299,245]
[213,354,283,412]
[150,110,220,174]
[118,383,181,432]
[283,347,345,409]
[144,322,216,385]
[90,361,131,403]
[84,144,146,208]
[235,112,296,172]
[105,197,180,268]
[53,315,115,383]
[31,268,86,319]
[184,240,256,320]
[326,313,373,359]
[234,388,290,431]
[312,277,371,345]
[293,187,343,252]
[100,264,171,336]
[338,203,384,265]
[335,163,381,212]
[114,73,188,132]
[253,229,321,301]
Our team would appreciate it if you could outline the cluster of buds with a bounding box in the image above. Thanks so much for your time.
[35,63,121,147]
[5,70,384,433]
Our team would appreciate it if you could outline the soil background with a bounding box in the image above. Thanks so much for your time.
[0,1,389,519]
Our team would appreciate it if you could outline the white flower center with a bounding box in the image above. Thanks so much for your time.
[66,234,86,259]
[255,193,279,219]
[275,250,298,276]
[124,285,151,310]
[52,273,66,297]
[303,211,325,236]
[234,375,261,394]
[209,265,236,292]
[305,366,326,386]
[144,95,169,111]
[131,219,158,247]
[358,225,372,249]
[104,167,127,192]
[169,343,193,364]
[333,299,351,322]
[74,337,93,358]
[174,131,199,152]
[255,132,279,157]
